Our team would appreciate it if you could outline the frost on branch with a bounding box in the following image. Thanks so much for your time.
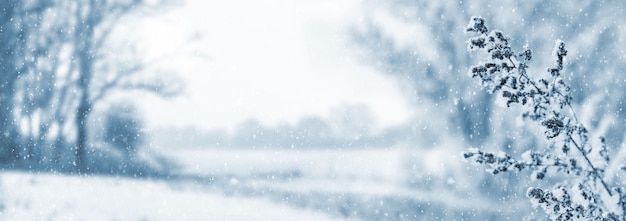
[527,185,619,221]
[463,148,527,175]
[463,16,626,220]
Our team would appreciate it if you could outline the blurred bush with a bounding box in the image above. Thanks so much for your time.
[104,103,144,159]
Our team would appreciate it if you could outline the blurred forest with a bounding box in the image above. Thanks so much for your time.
[0,0,181,173]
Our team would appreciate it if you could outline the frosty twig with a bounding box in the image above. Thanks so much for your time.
[463,16,625,220]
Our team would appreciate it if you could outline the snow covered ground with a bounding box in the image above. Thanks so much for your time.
[0,171,345,221]
[0,147,524,220]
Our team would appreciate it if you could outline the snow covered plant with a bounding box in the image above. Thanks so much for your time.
[463,16,626,220]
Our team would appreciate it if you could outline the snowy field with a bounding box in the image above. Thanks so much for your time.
[0,171,343,221]
[0,147,524,220]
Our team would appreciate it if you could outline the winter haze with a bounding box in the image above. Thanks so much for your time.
[1,0,626,220]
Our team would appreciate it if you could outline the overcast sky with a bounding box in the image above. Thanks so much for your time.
[121,0,413,131]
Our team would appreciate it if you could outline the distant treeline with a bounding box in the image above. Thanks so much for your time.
[151,116,423,149]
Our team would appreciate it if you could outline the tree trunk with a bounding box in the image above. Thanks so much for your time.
[75,49,93,172]
[75,97,91,172]
[73,0,97,172]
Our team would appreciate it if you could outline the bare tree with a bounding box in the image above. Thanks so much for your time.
[0,1,181,171]
[70,0,182,171]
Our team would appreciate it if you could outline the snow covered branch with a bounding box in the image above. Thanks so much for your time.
[464,16,626,220]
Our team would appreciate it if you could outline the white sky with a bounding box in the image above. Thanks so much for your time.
[124,0,413,131]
